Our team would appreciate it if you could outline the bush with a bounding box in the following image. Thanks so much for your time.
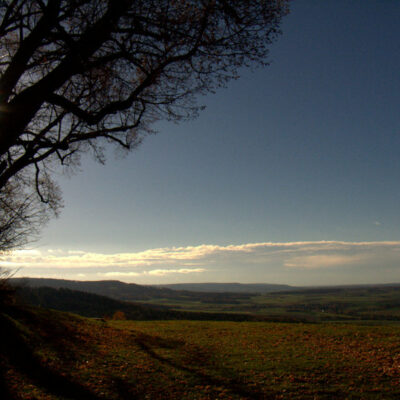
[111,311,127,320]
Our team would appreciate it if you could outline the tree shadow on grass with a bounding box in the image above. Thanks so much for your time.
[134,332,273,400]
[0,310,104,400]
[112,377,141,400]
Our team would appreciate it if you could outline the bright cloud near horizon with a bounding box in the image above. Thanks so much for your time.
[3,241,400,285]
[4,1,400,286]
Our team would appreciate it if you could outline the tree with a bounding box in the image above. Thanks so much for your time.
[0,0,288,249]
[0,175,61,252]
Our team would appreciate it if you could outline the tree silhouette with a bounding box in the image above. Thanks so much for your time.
[0,0,287,249]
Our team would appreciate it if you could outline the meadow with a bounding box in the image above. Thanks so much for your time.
[1,305,399,399]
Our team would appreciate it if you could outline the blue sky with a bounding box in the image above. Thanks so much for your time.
[7,0,400,285]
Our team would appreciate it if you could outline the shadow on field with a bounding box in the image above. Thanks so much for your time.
[0,309,103,400]
[134,332,272,400]
[0,362,13,400]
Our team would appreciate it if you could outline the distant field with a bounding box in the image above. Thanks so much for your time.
[2,306,400,399]
[136,286,400,324]
[14,279,400,324]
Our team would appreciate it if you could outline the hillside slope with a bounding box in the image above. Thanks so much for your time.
[1,304,399,399]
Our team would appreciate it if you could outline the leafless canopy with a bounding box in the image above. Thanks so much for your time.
[0,0,287,249]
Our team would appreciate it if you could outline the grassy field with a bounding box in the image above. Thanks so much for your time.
[1,305,400,399]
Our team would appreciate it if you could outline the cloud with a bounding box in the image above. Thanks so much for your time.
[284,254,367,269]
[3,241,400,278]
[99,268,205,277]
[147,268,206,276]
[101,271,141,277]
[13,249,42,257]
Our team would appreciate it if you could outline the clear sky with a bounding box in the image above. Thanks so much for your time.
[6,0,400,285]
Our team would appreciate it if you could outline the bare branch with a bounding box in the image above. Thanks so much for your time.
[0,0,287,251]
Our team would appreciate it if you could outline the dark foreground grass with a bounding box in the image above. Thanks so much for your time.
[1,306,399,399]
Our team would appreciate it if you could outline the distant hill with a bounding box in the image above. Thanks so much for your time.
[11,278,183,300]
[153,282,295,293]
[11,278,260,303]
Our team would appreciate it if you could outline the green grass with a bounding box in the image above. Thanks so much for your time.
[2,305,400,399]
